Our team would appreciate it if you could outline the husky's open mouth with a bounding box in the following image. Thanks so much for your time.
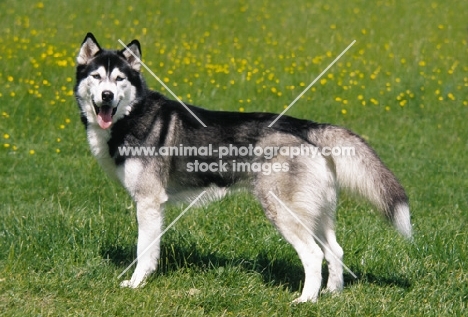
[93,101,118,129]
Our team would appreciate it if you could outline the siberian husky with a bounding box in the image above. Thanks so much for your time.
[74,33,411,303]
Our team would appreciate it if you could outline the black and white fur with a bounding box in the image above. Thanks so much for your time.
[74,33,411,303]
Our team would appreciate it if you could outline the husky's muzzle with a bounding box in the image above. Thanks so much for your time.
[93,90,119,129]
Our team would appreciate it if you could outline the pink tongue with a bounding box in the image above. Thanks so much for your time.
[97,107,113,129]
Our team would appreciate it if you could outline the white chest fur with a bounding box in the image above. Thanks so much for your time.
[87,125,118,181]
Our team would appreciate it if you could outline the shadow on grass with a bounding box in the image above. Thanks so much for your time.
[101,242,411,293]
[100,242,304,291]
[345,271,412,289]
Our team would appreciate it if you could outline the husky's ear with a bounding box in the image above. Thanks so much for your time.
[121,40,142,72]
[77,33,101,65]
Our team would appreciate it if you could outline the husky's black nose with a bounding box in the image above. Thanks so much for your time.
[102,91,114,103]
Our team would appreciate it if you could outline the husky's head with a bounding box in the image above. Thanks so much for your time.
[75,33,144,129]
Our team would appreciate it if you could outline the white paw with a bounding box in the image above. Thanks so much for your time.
[323,286,343,294]
[292,294,318,304]
[120,280,135,288]
[120,279,146,288]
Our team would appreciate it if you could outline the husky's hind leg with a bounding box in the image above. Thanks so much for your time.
[255,156,339,303]
[277,213,325,303]
[315,216,344,293]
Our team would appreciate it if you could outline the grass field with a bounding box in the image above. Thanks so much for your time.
[1,0,467,315]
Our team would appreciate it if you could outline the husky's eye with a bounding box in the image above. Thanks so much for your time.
[116,76,125,82]
[91,74,101,80]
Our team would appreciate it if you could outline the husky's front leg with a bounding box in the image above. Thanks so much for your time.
[120,199,164,288]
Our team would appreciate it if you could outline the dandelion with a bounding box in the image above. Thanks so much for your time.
[239,107,245,112]
[341,109,347,115]
[4,143,10,148]
[3,133,9,139]
[447,93,455,100]
[419,61,426,67]
[56,149,61,153]
[29,150,35,155]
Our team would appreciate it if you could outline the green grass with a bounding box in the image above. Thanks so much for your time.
[1,0,467,315]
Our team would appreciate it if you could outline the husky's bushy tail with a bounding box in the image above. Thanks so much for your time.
[308,125,412,238]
